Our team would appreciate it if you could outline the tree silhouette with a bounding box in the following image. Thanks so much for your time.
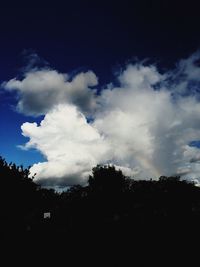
[1,155,200,265]
[88,165,128,193]
[0,157,38,213]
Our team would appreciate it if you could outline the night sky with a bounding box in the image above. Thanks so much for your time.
[1,1,200,187]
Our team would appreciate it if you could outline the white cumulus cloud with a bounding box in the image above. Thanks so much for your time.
[21,104,109,186]
[3,68,98,116]
[95,63,200,181]
[3,52,200,187]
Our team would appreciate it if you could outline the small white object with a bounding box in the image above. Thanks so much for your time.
[44,212,51,219]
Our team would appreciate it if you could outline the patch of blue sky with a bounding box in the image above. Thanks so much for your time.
[189,140,200,149]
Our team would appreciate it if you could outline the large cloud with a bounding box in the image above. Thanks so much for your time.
[95,64,200,180]
[3,69,98,116]
[3,52,200,187]
[21,104,109,186]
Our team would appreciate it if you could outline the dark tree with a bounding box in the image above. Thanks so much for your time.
[0,157,38,213]
[88,165,128,193]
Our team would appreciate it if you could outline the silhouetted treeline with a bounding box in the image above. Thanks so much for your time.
[1,157,200,264]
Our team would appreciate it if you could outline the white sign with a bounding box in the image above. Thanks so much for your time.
[44,212,51,219]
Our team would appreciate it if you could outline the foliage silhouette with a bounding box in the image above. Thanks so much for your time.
[88,165,127,193]
[1,157,200,264]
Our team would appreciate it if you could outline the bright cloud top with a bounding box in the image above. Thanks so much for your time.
[3,52,200,187]
[21,104,109,186]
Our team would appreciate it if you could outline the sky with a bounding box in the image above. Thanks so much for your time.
[1,1,200,188]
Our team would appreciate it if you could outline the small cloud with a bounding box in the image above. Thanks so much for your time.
[17,144,29,151]
[20,49,49,73]
[3,67,98,116]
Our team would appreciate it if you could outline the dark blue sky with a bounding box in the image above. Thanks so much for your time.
[1,0,200,167]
